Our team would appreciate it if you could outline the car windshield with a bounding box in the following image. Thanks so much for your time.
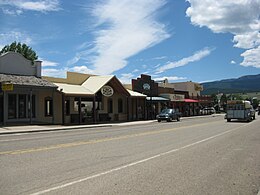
[161,109,175,114]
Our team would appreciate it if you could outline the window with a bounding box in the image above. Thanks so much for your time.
[65,100,70,115]
[8,94,16,119]
[108,99,113,113]
[118,99,123,113]
[18,94,26,118]
[45,97,53,116]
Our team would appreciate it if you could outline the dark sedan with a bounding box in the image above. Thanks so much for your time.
[157,108,181,122]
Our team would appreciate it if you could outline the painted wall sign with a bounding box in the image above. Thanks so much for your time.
[143,83,150,90]
[101,85,114,97]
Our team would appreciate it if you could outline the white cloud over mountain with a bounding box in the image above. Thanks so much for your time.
[186,0,260,68]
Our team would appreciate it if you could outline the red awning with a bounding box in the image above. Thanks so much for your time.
[184,99,199,103]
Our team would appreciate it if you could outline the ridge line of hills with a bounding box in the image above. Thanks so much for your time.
[201,74,260,95]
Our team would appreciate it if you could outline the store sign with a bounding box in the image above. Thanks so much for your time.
[2,83,13,91]
[160,94,184,102]
[194,83,203,91]
[143,83,150,90]
[101,85,114,97]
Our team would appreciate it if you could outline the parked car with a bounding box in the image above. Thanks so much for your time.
[200,107,216,115]
[157,109,181,122]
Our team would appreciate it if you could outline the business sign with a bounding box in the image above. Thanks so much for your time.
[143,83,150,90]
[160,94,185,102]
[101,85,114,97]
[2,83,13,91]
[194,83,203,91]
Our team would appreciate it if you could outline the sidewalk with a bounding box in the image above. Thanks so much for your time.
[0,114,224,135]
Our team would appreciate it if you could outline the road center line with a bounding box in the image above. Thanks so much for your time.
[0,120,221,155]
[30,123,249,195]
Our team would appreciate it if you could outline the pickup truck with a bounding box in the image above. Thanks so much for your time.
[225,100,255,122]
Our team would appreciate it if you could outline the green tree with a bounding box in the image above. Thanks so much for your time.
[0,41,38,63]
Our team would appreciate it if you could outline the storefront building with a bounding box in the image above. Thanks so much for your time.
[130,74,170,119]
[0,52,59,125]
[44,72,146,125]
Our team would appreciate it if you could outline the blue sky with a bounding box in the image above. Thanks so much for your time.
[0,0,260,84]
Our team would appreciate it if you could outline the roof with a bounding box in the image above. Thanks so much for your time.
[54,83,93,96]
[82,75,114,94]
[127,89,146,97]
[146,96,170,101]
[0,74,57,88]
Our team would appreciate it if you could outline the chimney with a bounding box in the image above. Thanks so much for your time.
[34,60,42,77]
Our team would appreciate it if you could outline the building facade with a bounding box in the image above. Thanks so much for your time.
[0,52,59,125]
[44,72,146,125]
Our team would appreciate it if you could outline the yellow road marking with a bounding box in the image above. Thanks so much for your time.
[0,120,221,155]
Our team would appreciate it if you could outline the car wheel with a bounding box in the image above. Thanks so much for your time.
[158,119,161,122]
[177,117,180,121]
[227,119,231,122]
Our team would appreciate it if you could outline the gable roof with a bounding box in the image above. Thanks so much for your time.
[82,75,114,94]
[54,83,93,96]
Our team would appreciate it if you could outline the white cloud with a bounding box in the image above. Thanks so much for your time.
[119,73,135,84]
[40,59,59,67]
[72,0,170,75]
[0,0,61,14]
[230,60,236,64]
[240,46,260,68]
[154,76,187,81]
[0,31,33,49]
[42,68,66,78]
[69,66,95,75]
[155,47,213,73]
[186,0,260,68]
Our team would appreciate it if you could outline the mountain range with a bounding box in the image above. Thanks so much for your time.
[201,74,260,95]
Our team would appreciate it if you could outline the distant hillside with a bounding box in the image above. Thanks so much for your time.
[201,74,260,95]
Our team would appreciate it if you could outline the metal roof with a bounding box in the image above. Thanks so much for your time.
[127,89,147,97]
[54,83,94,96]
[82,75,114,94]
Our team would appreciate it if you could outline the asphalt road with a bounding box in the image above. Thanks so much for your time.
[0,115,259,195]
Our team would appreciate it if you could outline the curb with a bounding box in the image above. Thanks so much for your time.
[0,114,224,135]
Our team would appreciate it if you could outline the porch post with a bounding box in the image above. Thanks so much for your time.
[3,91,6,126]
[30,89,32,125]
[126,97,129,121]
[78,97,82,125]
[62,93,65,125]
[93,95,96,124]
[52,89,54,124]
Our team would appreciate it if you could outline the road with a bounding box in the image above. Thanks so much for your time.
[0,115,259,195]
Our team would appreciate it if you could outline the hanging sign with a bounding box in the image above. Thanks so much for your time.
[101,85,114,97]
[2,83,13,91]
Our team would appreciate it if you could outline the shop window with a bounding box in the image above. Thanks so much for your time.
[45,97,53,116]
[65,100,70,115]
[8,94,16,119]
[108,99,113,113]
[18,94,26,118]
[118,99,123,113]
